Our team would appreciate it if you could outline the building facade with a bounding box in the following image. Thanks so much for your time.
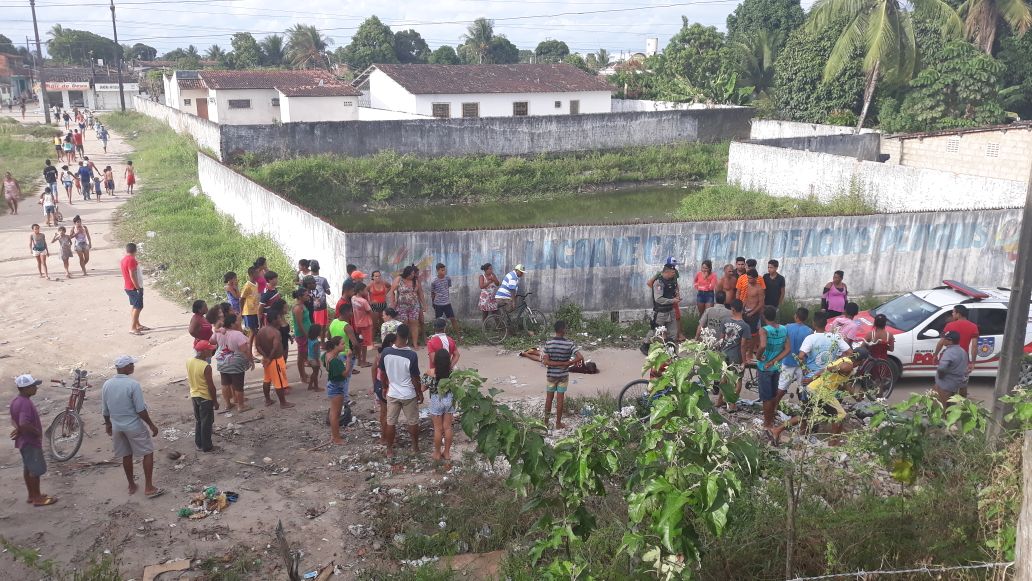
[34,67,140,110]
[355,63,613,119]
[881,122,1032,182]
[193,70,360,125]
[0,53,30,105]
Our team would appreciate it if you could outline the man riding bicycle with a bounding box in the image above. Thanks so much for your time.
[494,264,524,313]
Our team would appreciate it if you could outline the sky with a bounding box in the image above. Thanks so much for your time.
[0,0,794,61]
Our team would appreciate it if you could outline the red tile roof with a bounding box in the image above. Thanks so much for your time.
[365,63,613,95]
[178,79,205,90]
[199,70,342,90]
[276,84,361,97]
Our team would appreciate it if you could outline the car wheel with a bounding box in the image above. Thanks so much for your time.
[886,357,903,383]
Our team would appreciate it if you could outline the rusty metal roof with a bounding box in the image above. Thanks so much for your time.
[887,120,1032,141]
[362,63,614,95]
[199,69,342,90]
[276,84,361,97]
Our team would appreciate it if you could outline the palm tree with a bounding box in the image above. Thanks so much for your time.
[808,0,962,131]
[595,48,611,68]
[205,45,226,61]
[260,34,286,67]
[462,18,494,64]
[47,24,65,40]
[186,45,200,58]
[737,29,783,98]
[958,0,1032,53]
[286,24,332,69]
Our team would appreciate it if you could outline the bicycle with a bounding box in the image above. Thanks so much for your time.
[482,292,547,345]
[47,369,90,462]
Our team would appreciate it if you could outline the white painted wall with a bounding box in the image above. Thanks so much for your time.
[280,95,358,122]
[727,141,1026,212]
[367,70,418,114]
[196,152,348,295]
[131,95,222,157]
[208,88,280,125]
[749,119,878,140]
[357,106,432,120]
[174,89,208,116]
[94,89,140,111]
[163,75,178,108]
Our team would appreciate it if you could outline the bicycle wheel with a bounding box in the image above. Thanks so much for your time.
[741,364,759,393]
[864,359,895,400]
[482,314,508,345]
[618,379,651,416]
[520,309,547,337]
[48,410,84,462]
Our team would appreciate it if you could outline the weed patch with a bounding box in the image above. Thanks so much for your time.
[0,117,54,213]
[678,184,876,221]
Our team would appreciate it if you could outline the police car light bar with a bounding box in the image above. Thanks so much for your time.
[942,280,990,300]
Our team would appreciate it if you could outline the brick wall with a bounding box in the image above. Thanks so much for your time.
[883,126,1032,181]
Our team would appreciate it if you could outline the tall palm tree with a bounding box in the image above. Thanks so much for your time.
[205,44,227,65]
[958,0,1032,53]
[595,48,611,67]
[260,34,286,67]
[47,24,65,40]
[808,0,962,131]
[186,45,200,58]
[462,18,494,64]
[286,24,332,69]
[737,29,783,98]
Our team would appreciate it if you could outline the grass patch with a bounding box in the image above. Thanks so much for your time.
[677,184,876,221]
[242,143,730,210]
[195,547,262,581]
[102,112,295,306]
[0,537,121,580]
[0,116,55,213]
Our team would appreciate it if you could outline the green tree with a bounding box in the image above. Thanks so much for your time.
[47,29,120,65]
[337,16,397,71]
[998,30,1032,116]
[428,45,460,64]
[585,53,599,71]
[771,21,865,122]
[230,32,262,69]
[0,34,16,54]
[286,24,332,69]
[726,0,805,50]
[595,48,611,68]
[563,53,592,73]
[660,20,736,95]
[610,58,661,99]
[535,39,570,63]
[807,0,962,130]
[879,41,1006,131]
[958,0,1032,53]
[518,49,535,63]
[205,45,230,68]
[487,36,520,64]
[737,29,784,98]
[394,29,430,64]
[461,17,495,64]
[128,43,157,61]
[260,34,285,67]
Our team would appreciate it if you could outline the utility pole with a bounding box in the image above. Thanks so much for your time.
[989,160,1032,442]
[29,0,51,124]
[109,0,126,111]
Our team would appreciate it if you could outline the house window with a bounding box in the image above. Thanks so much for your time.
[432,103,451,118]
[986,142,1000,158]
[461,102,479,118]
[343,101,354,106]
[271,97,280,107]
[554,100,561,109]
[228,99,251,109]
[570,100,580,115]
[945,137,960,153]
[513,101,529,116]
[183,98,191,106]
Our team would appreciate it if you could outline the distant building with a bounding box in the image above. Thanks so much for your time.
[34,66,140,110]
[645,38,659,57]
[163,70,207,116]
[881,122,1032,182]
[0,53,31,105]
[353,63,613,119]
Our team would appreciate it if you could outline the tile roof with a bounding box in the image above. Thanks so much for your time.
[178,79,205,89]
[364,63,613,95]
[44,67,138,84]
[888,120,1032,141]
[199,69,342,90]
[276,84,361,97]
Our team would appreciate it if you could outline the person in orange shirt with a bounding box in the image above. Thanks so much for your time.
[736,258,766,298]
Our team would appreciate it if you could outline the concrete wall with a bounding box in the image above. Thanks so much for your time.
[345,209,1024,317]
[749,134,882,160]
[196,152,348,294]
[357,107,432,120]
[210,88,280,125]
[749,119,878,139]
[132,96,222,156]
[727,140,1026,212]
[281,95,358,123]
[220,107,753,160]
[884,127,1032,181]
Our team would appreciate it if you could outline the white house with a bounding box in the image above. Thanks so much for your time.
[195,70,360,125]
[354,63,613,119]
[35,67,140,110]
[163,70,208,117]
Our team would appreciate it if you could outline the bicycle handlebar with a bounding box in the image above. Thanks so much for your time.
[516,292,534,298]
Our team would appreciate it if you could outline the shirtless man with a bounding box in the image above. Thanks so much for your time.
[255,307,294,409]
[719,264,738,305]
[743,268,766,354]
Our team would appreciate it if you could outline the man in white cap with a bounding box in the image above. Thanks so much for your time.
[101,355,162,497]
[494,264,524,313]
[11,374,57,506]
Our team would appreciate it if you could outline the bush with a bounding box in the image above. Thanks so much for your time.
[677,185,875,221]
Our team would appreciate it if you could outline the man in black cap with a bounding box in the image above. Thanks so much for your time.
[934,330,968,407]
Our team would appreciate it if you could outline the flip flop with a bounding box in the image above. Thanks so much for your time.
[33,495,58,506]
[138,326,152,331]
[129,330,144,336]
[146,488,166,499]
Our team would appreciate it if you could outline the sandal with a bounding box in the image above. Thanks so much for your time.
[146,488,166,499]
[33,495,58,506]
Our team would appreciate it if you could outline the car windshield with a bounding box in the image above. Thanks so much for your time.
[870,293,940,332]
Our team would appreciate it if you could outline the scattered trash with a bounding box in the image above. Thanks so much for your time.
[142,559,190,581]
[160,428,183,442]
[176,486,233,520]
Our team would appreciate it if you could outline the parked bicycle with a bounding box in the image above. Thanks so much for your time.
[47,369,90,461]
[482,292,547,345]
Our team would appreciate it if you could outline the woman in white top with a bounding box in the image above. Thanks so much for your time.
[39,186,58,227]
[70,215,92,276]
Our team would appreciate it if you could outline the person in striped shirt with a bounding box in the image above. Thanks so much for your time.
[494,264,524,312]
[543,320,583,429]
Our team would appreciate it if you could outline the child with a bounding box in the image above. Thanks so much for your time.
[430,263,461,338]
[352,282,374,367]
[254,257,268,295]
[372,334,394,442]
[124,160,136,195]
[224,271,241,314]
[39,186,57,227]
[60,165,74,205]
[306,324,323,391]
[187,340,220,452]
[381,307,402,339]
[29,223,49,279]
[10,374,57,506]
[52,226,73,278]
[292,288,311,384]
[92,173,103,201]
[542,320,583,430]
[103,166,115,196]
[424,348,456,465]
[259,270,283,328]
[240,266,260,357]
[323,335,353,445]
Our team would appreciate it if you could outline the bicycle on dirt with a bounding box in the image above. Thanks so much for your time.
[47,369,90,461]
[482,292,547,345]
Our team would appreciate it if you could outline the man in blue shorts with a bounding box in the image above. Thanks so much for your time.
[542,320,583,429]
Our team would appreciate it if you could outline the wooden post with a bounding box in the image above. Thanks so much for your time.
[1016,431,1032,581]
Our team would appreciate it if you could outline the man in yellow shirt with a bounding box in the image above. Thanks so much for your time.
[187,339,219,452]
[769,356,854,445]
[240,265,260,357]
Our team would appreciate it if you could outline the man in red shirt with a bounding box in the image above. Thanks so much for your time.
[120,243,148,335]
[426,318,459,371]
[934,304,979,395]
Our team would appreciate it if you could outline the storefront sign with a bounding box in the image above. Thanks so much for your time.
[39,81,89,91]
[96,83,139,92]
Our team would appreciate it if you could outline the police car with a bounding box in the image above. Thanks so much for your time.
[853,280,1031,380]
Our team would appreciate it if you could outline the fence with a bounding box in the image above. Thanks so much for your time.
[132,96,222,158]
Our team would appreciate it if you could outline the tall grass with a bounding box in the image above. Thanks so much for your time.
[103,112,294,306]
[0,116,54,213]
[242,143,730,212]
[677,184,876,221]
